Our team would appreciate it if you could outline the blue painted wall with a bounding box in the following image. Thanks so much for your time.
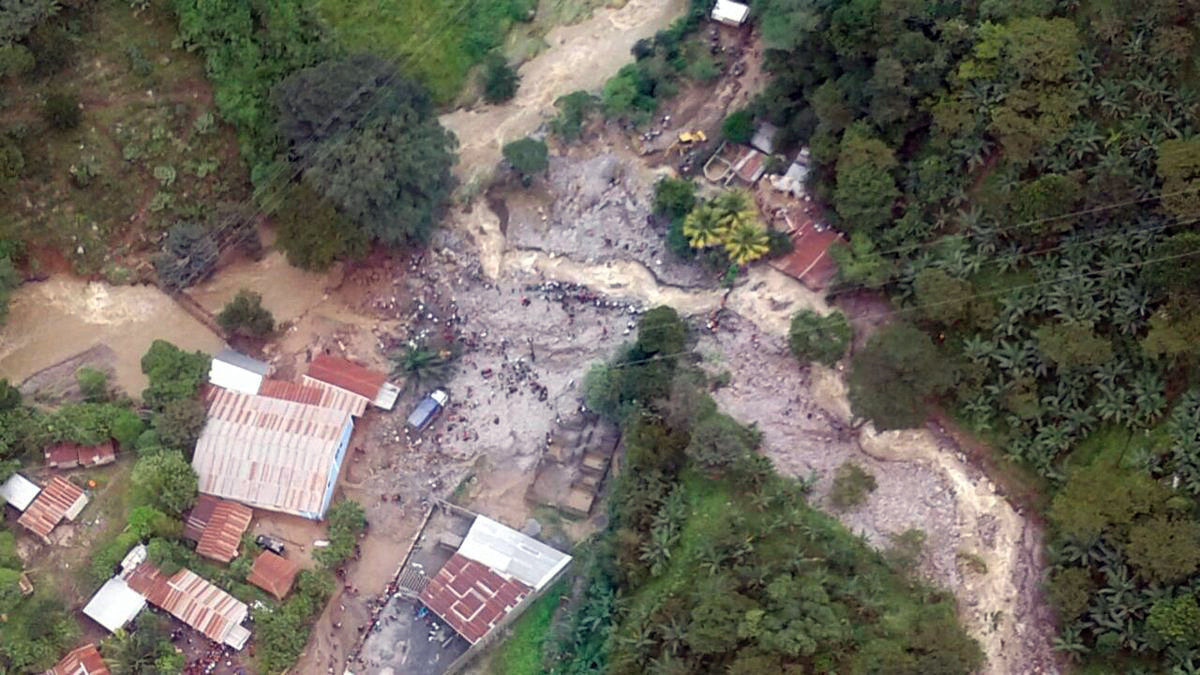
[308,417,354,520]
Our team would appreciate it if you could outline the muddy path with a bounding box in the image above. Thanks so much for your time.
[439,0,687,189]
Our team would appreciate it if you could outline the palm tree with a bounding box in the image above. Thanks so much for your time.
[681,203,727,249]
[389,342,456,392]
[723,221,770,265]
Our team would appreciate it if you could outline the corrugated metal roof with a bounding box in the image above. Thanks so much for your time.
[195,499,253,563]
[45,643,109,675]
[82,577,146,633]
[126,562,249,649]
[214,349,271,376]
[18,476,87,541]
[0,473,40,511]
[711,0,750,25]
[47,441,116,468]
[246,551,300,600]
[418,553,532,644]
[192,388,352,518]
[267,377,369,418]
[457,516,572,590]
[182,494,220,542]
[306,355,387,401]
[45,443,80,468]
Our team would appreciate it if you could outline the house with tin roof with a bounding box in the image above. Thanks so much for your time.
[191,387,353,519]
[44,643,109,675]
[0,472,40,511]
[126,560,251,650]
[419,515,571,645]
[45,441,116,470]
[83,545,149,635]
[304,354,401,411]
[208,348,271,395]
[247,551,300,600]
[18,476,88,543]
[183,495,253,564]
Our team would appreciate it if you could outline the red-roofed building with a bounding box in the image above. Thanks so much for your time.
[44,643,108,675]
[246,551,300,600]
[183,496,253,564]
[418,553,533,644]
[304,355,400,410]
[768,206,843,291]
[18,476,88,543]
[259,378,368,418]
[45,441,116,469]
[126,562,250,649]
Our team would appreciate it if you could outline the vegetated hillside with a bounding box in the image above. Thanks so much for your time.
[540,308,981,674]
[0,1,252,290]
[749,0,1200,669]
[313,0,536,104]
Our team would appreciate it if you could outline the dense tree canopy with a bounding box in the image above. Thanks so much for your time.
[848,322,952,431]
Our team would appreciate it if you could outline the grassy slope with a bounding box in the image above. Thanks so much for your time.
[489,579,568,675]
[0,1,247,276]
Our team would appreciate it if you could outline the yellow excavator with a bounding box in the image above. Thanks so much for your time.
[666,130,707,156]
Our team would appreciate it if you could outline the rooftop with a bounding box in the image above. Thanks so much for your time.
[45,643,109,675]
[45,441,116,469]
[185,496,253,563]
[263,377,368,418]
[768,208,842,291]
[18,476,87,541]
[126,562,250,650]
[82,577,147,634]
[192,388,353,518]
[246,551,300,600]
[213,348,271,376]
[418,553,532,644]
[0,472,40,511]
[305,354,399,408]
[457,515,572,590]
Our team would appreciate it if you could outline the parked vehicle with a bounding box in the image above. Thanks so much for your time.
[407,390,449,432]
[255,534,285,555]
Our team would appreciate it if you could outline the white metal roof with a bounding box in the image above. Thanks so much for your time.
[192,388,353,518]
[457,516,571,590]
[0,473,40,511]
[751,122,778,155]
[214,348,271,376]
[83,577,147,633]
[712,0,750,25]
[210,355,268,395]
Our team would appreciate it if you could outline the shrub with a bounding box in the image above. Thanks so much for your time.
[550,90,598,141]
[788,310,852,367]
[502,137,549,184]
[829,461,877,509]
[722,109,754,144]
[481,53,519,103]
[653,177,696,220]
[217,289,275,338]
[42,93,80,130]
[75,367,108,402]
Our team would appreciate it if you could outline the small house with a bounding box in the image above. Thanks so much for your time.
[83,545,149,634]
[208,348,271,395]
[247,551,300,600]
[45,643,109,675]
[183,495,253,564]
[0,473,41,511]
[304,354,401,411]
[45,441,116,469]
[711,0,750,26]
[18,476,88,543]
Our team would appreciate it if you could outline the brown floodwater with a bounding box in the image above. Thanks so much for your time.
[0,278,224,395]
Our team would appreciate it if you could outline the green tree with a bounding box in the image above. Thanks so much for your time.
[127,505,181,540]
[75,367,108,402]
[388,341,456,393]
[217,289,275,338]
[0,378,18,412]
[913,268,979,327]
[1046,567,1094,620]
[274,183,369,272]
[153,223,218,291]
[847,322,953,430]
[502,137,549,185]
[0,252,17,325]
[637,306,687,356]
[481,53,519,103]
[140,340,209,410]
[1048,461,1165,540]
[130,451,197,517]
[829,461,877,509]
[314,499,366,569]
[42,92,80,130]
[1034,321,1112,369]
[722,109,754,144]
[1157,137,1200,220]
[682,203,728,249]
[685,413,755,472]
[788,310,851,366]
[724,221,770,264]
[1148,594,1200,648]
[110,408,145,450]
[1126,516,1200,583]
[653,177,696,220]
[550,90,598,141]
[151,398,207,454]
[833,125,899,234]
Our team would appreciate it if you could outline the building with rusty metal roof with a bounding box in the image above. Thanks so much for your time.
[45,441,116,470]
[192,388,353,519]
[18,476,88,542]
[304,354,400,411]
[259,377,368,418]
[126,561,250,650]
[183,495,253,564]
[44,643,109,675]
[418,553,533,644]
[246,551,300,600]
[418,515,571,645]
